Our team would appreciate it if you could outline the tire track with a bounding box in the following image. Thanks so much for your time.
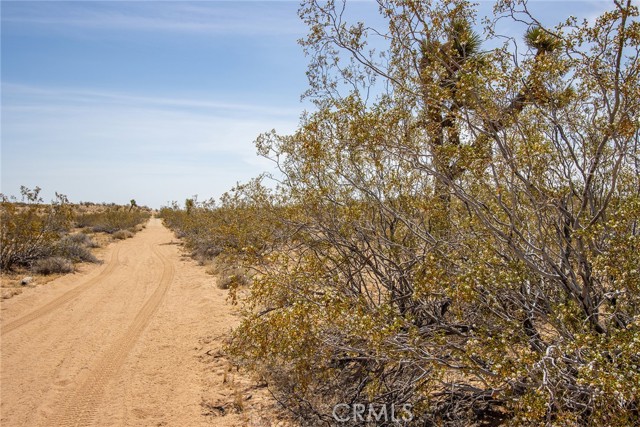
[1,246,122,336]
[50,245,175,427]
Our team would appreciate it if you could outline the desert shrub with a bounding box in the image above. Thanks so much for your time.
[0,187,73,271]
[222,1,640,426]
[112,230,134,240]
[31,257,74,275]
[55,234,99,263]
[64,232,99,248]
[217,267,251,290]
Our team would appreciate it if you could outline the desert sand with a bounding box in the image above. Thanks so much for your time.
[1,218,283,426]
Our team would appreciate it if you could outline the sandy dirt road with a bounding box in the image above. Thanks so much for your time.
[1,218,281,427]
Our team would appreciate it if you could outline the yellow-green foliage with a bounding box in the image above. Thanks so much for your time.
[0,187,72,270]
[159,176,288,265]
[179,1,640,425]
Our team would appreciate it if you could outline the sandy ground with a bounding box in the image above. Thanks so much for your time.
[1,218,288,427]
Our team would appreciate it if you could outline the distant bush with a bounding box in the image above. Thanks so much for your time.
[158,177,287,265]
[31,257,74,275]
[64,232,99,248]
[112,230,134,240]
[76,207,150,234]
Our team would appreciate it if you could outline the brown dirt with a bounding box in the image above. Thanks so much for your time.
[0,218,290,427]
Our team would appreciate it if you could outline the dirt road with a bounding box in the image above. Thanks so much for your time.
[1,218,280,427]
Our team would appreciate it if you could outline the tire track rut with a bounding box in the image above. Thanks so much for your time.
[50,245,175,427]
[2,246,122,335]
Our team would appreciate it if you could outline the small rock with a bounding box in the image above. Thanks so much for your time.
[20,277,33,286]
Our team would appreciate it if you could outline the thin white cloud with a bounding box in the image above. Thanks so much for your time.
[1,2,306,36]
[2,83,300,155]
[2,83,302,118]
[1,83,299,207]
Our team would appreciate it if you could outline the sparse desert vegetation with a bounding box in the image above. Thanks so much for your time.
[1,186,151,296]
[161,1,640,425]
[75,205,150,235]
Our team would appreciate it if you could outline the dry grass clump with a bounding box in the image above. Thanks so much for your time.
[218,269,250,290]
[112,230,134,240]
[190,240,223,263]
[31,257,74,275]
[64,232,100,248]
[55,234,100,263]
[201,257,251,290]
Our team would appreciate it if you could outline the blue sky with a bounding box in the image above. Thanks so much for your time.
[1,1,616,208]
[2,0,312,208]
